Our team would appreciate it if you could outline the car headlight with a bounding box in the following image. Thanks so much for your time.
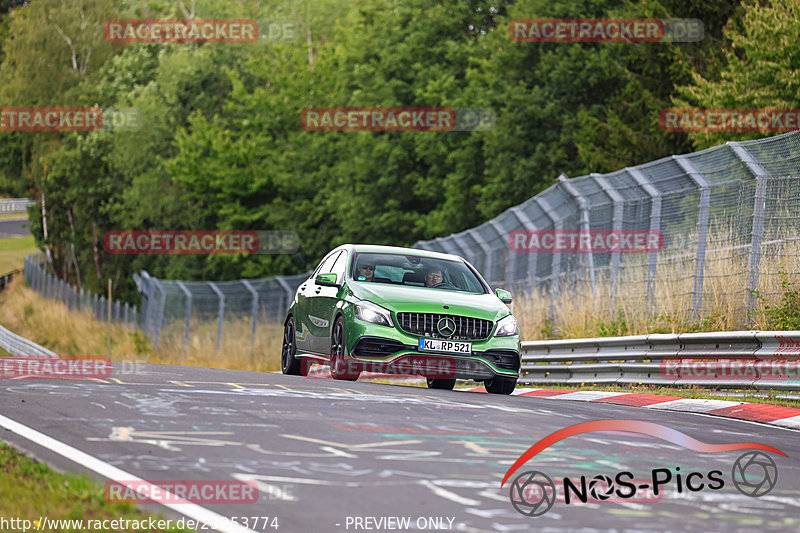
[495,314,518,337]
[354,301,394,327]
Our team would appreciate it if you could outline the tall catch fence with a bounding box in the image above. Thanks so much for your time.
[21,132,800,348]
[415,131,800,328]
[133,270,309,349]
[24,253,139,327]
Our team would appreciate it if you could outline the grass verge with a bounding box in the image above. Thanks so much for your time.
[0,276,282,372]
[0,235,36,274]
[0,442,192,532]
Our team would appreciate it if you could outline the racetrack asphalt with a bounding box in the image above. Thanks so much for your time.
[1,363,799,532]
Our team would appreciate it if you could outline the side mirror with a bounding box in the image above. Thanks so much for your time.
[495,288,512,304]
[315,273,340,287]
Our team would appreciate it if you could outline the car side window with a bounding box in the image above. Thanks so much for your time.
[314,251,340,277]
[330,250,348,279]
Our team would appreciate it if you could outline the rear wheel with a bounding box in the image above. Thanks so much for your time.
[330,316,360,381]
[426,378,456,390]
[281,317,307,375]
[485,376,516,395]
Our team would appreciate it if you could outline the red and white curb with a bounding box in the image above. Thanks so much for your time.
[468,387,800,430]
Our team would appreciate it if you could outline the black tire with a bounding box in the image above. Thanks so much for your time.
[485,376,516,395]
[281,317,305,375]
[426,378,456,390]
[330,316,360,381]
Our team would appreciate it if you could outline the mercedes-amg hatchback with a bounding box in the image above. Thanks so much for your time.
[280,244,520,393]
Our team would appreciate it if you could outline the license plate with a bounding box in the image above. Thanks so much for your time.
[418,338,472,354]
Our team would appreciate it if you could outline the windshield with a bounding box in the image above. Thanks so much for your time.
[350,252,487,294]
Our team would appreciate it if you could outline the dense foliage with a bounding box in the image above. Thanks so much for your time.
[0,0,793,302]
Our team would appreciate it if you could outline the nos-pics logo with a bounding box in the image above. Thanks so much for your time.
[502,420,784,517]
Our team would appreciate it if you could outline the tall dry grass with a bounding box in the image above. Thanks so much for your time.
[0,277,282,372]
[514,234,800,340]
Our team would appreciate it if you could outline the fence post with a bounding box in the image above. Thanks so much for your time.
[558,174,596,297]
[594,174,624,311]
[153,278,167,348]
[508,207,540,288]
[729,142,771,324]
[176,281,192,348]
[241,280,259,349]
[674,155,710,318]
[208,282,225,354]
[276,277,296,324]
[535,193,563,327]
[124,302,129,327]
[628,167,662,316]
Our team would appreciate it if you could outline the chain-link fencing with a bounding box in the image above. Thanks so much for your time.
[414,131,800,331]
[23,253,139,327]
[21,131,800,346]
[133,270,309,350]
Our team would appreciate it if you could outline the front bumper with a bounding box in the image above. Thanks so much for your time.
[347,333,520,381]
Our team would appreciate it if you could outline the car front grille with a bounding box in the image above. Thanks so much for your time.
[396,312,493,340]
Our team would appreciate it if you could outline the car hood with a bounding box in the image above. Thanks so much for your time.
[349,282,511,322]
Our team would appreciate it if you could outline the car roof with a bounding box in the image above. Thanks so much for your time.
[342,244,464,262]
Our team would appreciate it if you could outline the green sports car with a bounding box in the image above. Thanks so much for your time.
[280,244,520,394]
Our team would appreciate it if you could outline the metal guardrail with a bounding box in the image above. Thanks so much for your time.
[0,198,33,214]
[0,269,18,291]
[519,331,800,390]
[0,324,56,356]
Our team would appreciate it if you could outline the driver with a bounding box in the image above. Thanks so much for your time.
[425,268,444,287]
[356,262,376,282]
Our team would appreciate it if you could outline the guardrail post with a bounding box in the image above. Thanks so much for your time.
[674,155,710,318]
[176,281,192,348]
[729,142,770,325]
[208,282,225,354]
[241,280,259,349]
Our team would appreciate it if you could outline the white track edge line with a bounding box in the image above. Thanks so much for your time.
[0,413,257,533]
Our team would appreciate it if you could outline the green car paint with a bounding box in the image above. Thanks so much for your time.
[281,244,521,394]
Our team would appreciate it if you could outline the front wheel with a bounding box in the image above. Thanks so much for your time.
[330,316,360,381]
[281,317,307,376]
[485,376,516,395]
[426,378,456,390]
